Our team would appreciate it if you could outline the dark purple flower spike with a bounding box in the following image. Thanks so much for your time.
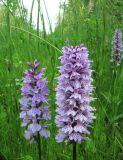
[112,29,123,65]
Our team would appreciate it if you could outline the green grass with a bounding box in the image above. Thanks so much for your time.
[0,0,123,159]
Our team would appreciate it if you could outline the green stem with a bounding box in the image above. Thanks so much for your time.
[72,142,76,160]
[37,133,41,160]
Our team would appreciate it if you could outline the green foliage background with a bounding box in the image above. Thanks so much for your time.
[0,0,123,159]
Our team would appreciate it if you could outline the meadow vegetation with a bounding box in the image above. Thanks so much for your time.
[0,0,123,159]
